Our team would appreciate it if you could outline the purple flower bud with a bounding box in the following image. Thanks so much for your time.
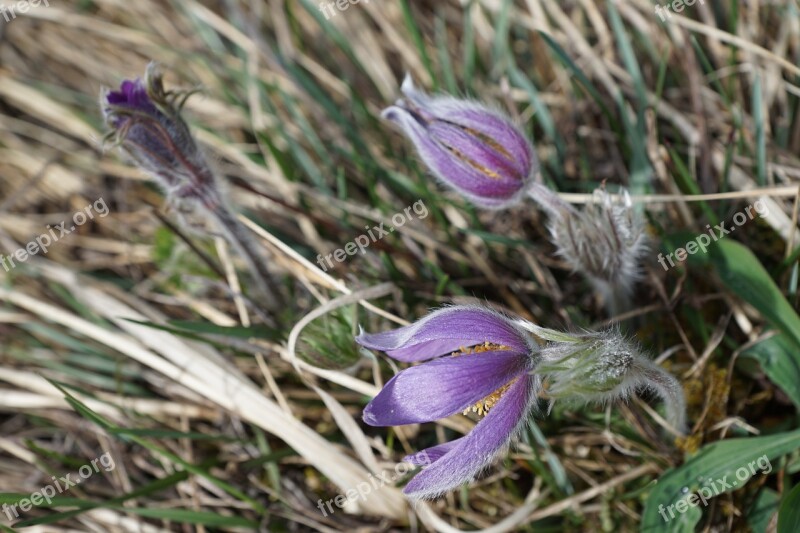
[382,76,538,209]
[100,63,220,209]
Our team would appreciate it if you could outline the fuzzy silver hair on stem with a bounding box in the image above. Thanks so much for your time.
[529,184,648,308]
[100,62,282,309]
[519,321,687,434]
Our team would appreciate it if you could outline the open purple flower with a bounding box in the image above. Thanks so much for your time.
[358,307,687,499]
[357,306,541,499]
[382,76,537,209]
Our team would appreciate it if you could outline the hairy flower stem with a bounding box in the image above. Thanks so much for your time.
[593,278,633,320]
[527,182,573,216]
[205,202,283,312]
[630,358,687,434]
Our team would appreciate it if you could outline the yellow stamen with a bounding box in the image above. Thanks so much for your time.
[464,379,518,417]
[450,342,517,417]
[440,142,504,180]
[451,341,510,356]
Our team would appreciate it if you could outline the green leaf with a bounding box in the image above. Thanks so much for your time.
[104,507,257,527]
[753,73,767,186]
[641,428,800,532]
[778,483,800,533]
[748,488,780,533]
[741,333,800,411]
[667,236,800,350]
[607,1,652,197]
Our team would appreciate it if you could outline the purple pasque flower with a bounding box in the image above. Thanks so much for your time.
[382,76,538,209]
[358,307,688,499]
[101,63,282,306]
[100,62,220,210]
[357,306,541,499]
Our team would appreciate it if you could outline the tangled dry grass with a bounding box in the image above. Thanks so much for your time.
[0,0,799,531]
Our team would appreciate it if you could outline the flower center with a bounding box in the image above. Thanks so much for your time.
[464,378,518,416]
[451,342,517,417]
[451,341,511,356]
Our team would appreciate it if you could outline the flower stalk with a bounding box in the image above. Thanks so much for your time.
[100,63,281,308]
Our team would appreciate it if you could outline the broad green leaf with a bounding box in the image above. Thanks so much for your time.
[641,428,800,532]
[778,483,800,533]
[741,333,800,410]
[748,488,780,533]
[666,236,800,351]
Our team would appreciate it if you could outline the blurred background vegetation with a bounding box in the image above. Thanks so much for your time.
[0,0,799,531]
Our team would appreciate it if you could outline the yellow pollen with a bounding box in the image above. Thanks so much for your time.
[451,341,510,357]
[440,143,504,180]
[450,342,517,417]
[464,379,518,417]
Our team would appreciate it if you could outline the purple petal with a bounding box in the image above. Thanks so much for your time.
[105,78,158,115]
[363,351,527,426]
[402,376,537,499]
[356,306,531,362]
[431,100,535,178]
[383,105,522,204]
[426,120,527,191]
[403,439,462,465]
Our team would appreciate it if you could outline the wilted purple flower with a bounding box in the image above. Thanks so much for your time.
[359,306,687,499]
[100,63,281,305]
[101,62,221,209]
[382,76,538,209]
[357,306,541,499]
